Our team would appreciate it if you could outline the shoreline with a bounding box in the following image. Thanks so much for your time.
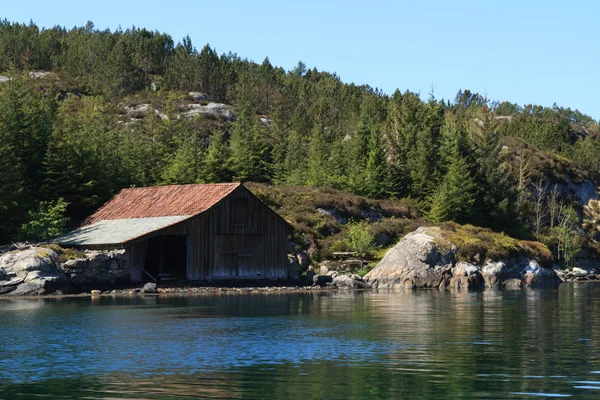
[2,279,600,301]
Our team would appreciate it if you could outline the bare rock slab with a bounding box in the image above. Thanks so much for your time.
[364,227,455,289]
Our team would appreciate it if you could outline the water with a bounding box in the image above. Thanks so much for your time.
[1,284,600,399]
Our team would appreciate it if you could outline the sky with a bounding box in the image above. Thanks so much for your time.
[3,0,599,118]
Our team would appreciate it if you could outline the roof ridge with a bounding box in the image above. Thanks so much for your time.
[82,182,243,225]
[121,182,242,191]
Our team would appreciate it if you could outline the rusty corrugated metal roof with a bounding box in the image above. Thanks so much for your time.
[83,182,241,226]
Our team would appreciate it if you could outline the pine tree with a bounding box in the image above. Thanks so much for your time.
[229,108,269,182]
[409,129,437,198]
[202,130,231,183]
[346,119,370,194]
[364,130,391,198]
[0,130,26,242]
[161,134,204,184]
[283,129,308,186]
[306,124,329,187]
[42,95,117,220]
[0,73,54,202]
[429,155,478,224]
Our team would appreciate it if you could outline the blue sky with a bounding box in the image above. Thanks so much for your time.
[4,1,599,118]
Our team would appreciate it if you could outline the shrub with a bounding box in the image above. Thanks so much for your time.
[346,220,375,256]
[20,199,69,241]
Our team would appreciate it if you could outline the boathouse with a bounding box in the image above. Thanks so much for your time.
[55,183,291,282]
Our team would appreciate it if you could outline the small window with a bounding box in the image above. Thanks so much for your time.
[231,198,248,227]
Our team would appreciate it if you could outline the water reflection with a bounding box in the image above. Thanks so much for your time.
[1,285,600,399]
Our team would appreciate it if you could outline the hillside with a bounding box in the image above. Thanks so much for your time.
[0,20,599,269]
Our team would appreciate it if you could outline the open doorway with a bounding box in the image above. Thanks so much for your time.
[144,235,188,281]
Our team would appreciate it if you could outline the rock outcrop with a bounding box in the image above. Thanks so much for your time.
[181,102,234,121]
[364,226,561,290]
[332,274,371,289]
[364,227,455,289]
[286,241,312,279]
[0,248,74,295]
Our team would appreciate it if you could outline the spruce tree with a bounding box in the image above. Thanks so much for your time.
[161,134,204,184]
[346,119,370,194]
[364,130,391,199]
[202,130,231,183]
[283,129,308,186]
[429,155,478,224]
[306,124,329,187]
[0,130,26,242]
[229,107,269,182]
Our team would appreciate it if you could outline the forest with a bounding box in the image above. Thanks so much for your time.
[1,20,599,265]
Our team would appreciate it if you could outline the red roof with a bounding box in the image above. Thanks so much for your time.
[83,183,241,225]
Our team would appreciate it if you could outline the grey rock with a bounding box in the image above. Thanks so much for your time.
[449,262,484,290]
[503,279,524,290]
[0,277,23,288]
[296,250,311,269]
[364,227,455,289]
[316,208,347,224]
[521,260,559,288]
[332,275,371,289]
[29,71,53,79]
[360,208,381,222]
[141,282,157,293]
[182,102,234,121]
[125,103,151,116]
[189,92,208,101]
[286,253,301,279]
[572,267,589,276]
[375,233,391,247]
[482,261,510,288]
[0,248,73,295]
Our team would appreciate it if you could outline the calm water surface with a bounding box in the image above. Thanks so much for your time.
[1,284,600,399]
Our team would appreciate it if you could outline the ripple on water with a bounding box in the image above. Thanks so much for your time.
[0,286,600,399]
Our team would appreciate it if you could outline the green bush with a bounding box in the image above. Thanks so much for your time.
[20,199,69,241]
[346,220,375,256]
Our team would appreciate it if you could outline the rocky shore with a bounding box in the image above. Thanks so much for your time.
[2,226,600,298]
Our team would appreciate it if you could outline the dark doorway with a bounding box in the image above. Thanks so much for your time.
[144,235,188,280]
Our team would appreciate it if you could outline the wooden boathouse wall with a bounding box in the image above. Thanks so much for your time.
[128,185,289,282]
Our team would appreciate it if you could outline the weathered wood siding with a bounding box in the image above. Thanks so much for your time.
[209,186,288,279]
[126,185,289,281]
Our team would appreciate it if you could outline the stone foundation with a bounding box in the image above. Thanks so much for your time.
[62,249,131,286]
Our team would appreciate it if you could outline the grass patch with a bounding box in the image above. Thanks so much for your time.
[438,223,541,264]
[40,244,86,263]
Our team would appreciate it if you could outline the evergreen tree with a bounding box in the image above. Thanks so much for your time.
[409,129,437,198]
[202,130,232,183]
[346,118,370,194]
[0,128,25,242]
[0,73,54,201]
[229,108,270,181]
[42,96,118,220]
[306,124,329,187]
[364,130,391,198]
[161,134,204,184]
[283,129,308,186]
[429,155,478,224]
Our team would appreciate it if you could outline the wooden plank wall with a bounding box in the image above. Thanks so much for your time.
[210,187,288,279]
[126,186,289,281]
[129,240,148,283]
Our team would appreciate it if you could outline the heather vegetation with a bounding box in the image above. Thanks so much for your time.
[0,20,599,266]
